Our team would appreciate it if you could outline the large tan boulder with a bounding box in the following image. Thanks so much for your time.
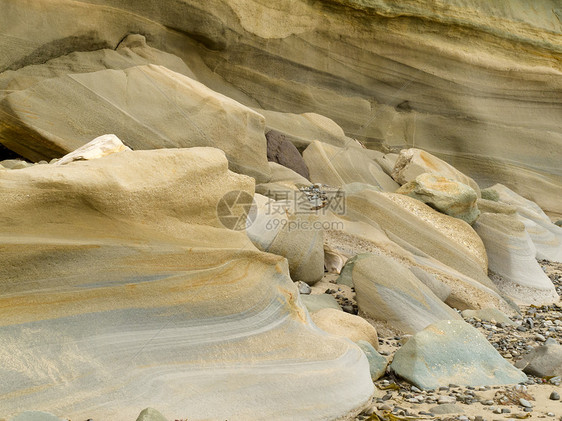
[0,34,195,99]
[397,173,480,224]
[392,148,481,195]
[0,64,271,182]
[350,254,462,334]
[246,194,325,285]
[320,205,513,314]
[311,308,379,350]
[0,147,373,420]
[345,190,489,279]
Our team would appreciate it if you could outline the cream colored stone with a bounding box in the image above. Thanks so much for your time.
[392,149,480,195]
[491,183,562,263]
[1,64,271,182]
[303,141,399,191]
[55,134,130,165]
[473,212,558,305]
[397,173,480,224]
[351,254,462,334]
[0,147,373,420]
[311,308,379,350]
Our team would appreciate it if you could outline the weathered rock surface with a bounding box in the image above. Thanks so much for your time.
[519,344,562,378]
[311,308,379,350]
[257,109,355,151]
[391,320,528,390]
[408,266,452,303]
[322,202,513,314]
[345,190,489,279]
[303,141,399,191]
[246,194,324,285]
[0,147,373,420]
[55,134,130,166]
[473,212,558,305]
[349,254,462,334]
[0,34,195,98]
[0,0,560,212]
[392,149,481,196]
[1,64,271,182]
[265,130,309,179]
[356,341,388,381]
[397,173,480,224]
[492,183,562,263]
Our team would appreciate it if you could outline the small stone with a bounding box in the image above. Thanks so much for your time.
[519,398,532,408]
[547,413,555,417]
[296,281,311,294]
[378,403,392,411]
[550,391,560,400]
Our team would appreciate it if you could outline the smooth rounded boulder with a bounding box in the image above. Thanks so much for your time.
[391,320,527,390]
[397,173,480,224]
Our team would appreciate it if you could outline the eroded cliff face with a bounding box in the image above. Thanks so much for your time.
[1,0,561,213]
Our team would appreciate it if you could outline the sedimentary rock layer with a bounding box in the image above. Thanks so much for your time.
[0,0,560,212]
[0,148,373,420]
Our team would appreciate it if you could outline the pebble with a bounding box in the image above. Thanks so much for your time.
[519,398,533,408]
[438,396,456,404]
[550,391,560,400]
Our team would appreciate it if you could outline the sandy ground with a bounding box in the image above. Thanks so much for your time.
[310,261,562,421]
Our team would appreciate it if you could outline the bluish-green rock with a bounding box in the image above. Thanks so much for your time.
[356,340,387,380]
[391,320,527,390]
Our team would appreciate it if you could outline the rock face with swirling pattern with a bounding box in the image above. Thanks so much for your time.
[0,148,373,420]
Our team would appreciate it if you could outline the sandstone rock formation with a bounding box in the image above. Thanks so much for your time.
[0,148,373,420]
[348,254,462,334]
[345,190,489,279]
[311,308,379,350]
[246,194,325,285]
[321,204,512,314]
[1,64,271,182]
[491,183,562,263]
[392,149,481,196]
[303,141,399,191]
[391,320,528,390]
[0,0,560,212]
[397,173,480,224]
[473,212,558,305]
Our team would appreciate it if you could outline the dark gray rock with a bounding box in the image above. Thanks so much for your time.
[266,130,310,179]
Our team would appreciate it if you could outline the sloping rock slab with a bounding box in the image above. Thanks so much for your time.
[473,212,558,305]
[0,64,271,182]
[397,173,480,224]
[350,254,462,334]
[0,147,372,420]
[391,320,527,390]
